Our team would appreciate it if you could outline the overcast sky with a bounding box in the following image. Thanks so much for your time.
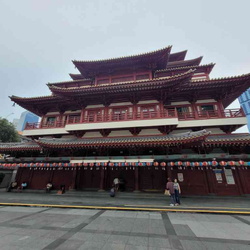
[0,0,249,132]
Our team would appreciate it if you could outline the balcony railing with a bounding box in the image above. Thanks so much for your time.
[25,121,66,130]
[78,110,177,124]
[177,109,244,120]
[24,108,245,130]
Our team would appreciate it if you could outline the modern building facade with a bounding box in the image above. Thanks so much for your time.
[16,111,39,132]
[1,46,250,196]
[239,89,250,132]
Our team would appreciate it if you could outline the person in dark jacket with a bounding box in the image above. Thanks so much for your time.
[166,178,176,206]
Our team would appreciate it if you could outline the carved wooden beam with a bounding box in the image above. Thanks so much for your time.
[129,127,142,136]
[100,129,111,137]
[70,131,86,138]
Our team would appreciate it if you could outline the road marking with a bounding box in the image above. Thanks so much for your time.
[0,202,250,214]
[124,204,250,210]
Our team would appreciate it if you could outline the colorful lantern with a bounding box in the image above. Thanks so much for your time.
[78,163,82,167]
[194,162,200,167]
[64,163,68,167]
[211,161,218,167]
[138,162,143,166]
[202,162,208,166]
[52,163,57,167]
[160,162,166,167]
[238,160,245,165]
[146,162,151,166]
[109,162,114,166]
[174,161,181,166]
[89,163,94,167]
[184,161,191,167]
[168,162,175,167]
[83,163,88,167]
[219,161,227,166]
[228,161,235,166]
[153,162,159,166]
[124,162,129,166]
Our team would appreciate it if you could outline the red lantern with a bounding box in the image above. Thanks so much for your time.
[124,162,129,166]
[96,162,101,166]
[109,162,114,166]
[202,162,208,166]
[228,161,235,166]
[212,161,218,166]
[194,162,200,167]
[64,163,68,167]
[138,162,143,166]
[153,162,159,166]
[146,162,151,166]
[184,161,191,167]
[83,163,88,167]
[177,161,182,166]
[239,160,245,165]
[35,163,39,167]
[52,163,57,167]
[219,161,227,166]
[89,163,94,167]
[160,162,166,167]
[78,163,82,167]
[168,162,175,167]
[58,163,62,167]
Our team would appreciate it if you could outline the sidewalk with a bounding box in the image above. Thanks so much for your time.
[0,189,250,214]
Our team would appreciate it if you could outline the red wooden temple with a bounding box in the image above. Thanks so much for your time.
[1,46,250,195]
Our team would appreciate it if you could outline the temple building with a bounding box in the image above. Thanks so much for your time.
[1,46,250,196]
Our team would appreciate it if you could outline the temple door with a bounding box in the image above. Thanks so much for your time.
[139,165,167,191]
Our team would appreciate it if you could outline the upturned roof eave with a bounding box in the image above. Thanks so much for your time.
[168,50,188,62]
[48,70,195,95]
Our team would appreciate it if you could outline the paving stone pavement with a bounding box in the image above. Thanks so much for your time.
[0,206,249,250]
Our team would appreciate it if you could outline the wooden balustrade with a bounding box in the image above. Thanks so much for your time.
[24,108,245,130]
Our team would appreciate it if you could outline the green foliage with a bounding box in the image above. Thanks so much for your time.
[0,118,20,142]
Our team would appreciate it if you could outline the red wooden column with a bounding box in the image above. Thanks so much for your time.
[167,165,172,180]
[134,166,139,192]
[69,167,77,190]
[99,166,105,191]
[28,168,34,186]
[191,102,199,119]
[217,101,224,117]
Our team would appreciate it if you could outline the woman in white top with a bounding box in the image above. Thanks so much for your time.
[173,179,181,205]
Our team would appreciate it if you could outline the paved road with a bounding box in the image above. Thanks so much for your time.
[1,191,250,214]
[0,205,249,250]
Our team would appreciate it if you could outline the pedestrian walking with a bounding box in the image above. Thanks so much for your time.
[173,179,181,205]
[166,178,176,206]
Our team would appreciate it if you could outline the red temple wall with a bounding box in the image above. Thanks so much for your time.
[15,166,250,196]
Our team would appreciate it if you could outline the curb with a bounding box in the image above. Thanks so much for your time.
[0,202,250,215]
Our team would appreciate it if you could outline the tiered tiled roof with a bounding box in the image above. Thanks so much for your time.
[48,70,194,96]
[155,64,215,78]
[9,46,250,113]
[205,134,250,146]
[168,50,187,62]
[166,56,203,68]
[0,141,41,152]
[1,131,250,152]
[36,130,210,149]
[73,46,172,78]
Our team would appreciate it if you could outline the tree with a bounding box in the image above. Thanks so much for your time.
[0,118,20,142]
